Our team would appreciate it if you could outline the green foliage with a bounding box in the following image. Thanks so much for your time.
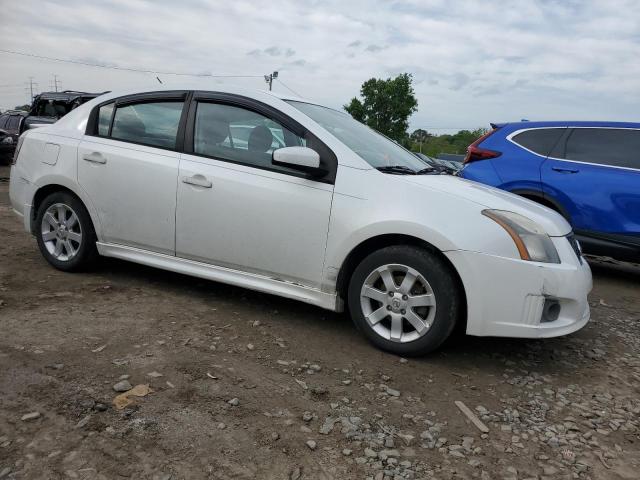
[410,128,488,157]
[13,104,31,111]
[344,73,418,142]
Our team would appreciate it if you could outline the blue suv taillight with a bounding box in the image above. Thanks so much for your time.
[464,129,502,164]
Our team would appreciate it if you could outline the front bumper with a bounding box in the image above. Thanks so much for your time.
[445,236,592,338]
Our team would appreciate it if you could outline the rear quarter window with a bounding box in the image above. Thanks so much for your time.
[97,103,114,136]
[110,101,184,150]
[512,128,565,156]
[563,128,640,169]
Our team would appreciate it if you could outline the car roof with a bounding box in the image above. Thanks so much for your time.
[492,120,640,129]
[33,90,108,102]
[1,110,28,117]
[82,84,308,104]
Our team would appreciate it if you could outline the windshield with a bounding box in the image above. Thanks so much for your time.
[287,101,428,172]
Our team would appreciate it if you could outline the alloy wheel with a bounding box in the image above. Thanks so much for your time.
[360,264,436,343]
[40,203,83,261]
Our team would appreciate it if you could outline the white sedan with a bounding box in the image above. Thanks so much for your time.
[9,86,592,355]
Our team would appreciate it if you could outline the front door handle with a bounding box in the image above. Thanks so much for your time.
[551,166,579,174]
[182,174,212,188]
[82,152,107,164]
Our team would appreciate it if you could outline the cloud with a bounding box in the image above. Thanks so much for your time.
[365,44,385,52]
[263,46,281,56]
[247,46,296,58]
[0,0,639,129]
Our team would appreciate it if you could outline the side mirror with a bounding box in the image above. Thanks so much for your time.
[272,146,325,176]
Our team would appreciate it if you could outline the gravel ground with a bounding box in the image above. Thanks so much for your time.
[1,166,639,480]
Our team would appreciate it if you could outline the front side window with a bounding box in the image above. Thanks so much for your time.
[97,103,114,136]
[563,128,640,169]
[512,128,565,156]
[111,101,184,149]
[194,102,305,171]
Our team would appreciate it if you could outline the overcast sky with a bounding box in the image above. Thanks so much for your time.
[1,0,639,132]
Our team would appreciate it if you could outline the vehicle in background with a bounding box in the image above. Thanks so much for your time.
[460,121,640,262]
[0,91,105,163]
[24,91,105,130]
[0,110,27,164]
[10,87,591,355]
[436,153,464,170]
[414,152,457,174]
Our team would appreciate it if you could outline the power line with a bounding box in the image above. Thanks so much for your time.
[275,78,302,98]
[0,48,264,78]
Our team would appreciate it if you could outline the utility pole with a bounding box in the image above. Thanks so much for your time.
[264,71,278,91]
[52,74,60,92]
[25,77,38,102]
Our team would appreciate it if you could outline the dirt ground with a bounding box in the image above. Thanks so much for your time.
[1,165,639,480]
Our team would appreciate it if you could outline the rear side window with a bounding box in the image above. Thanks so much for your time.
[97,103,114,136]
[512,128,565,156]
[563,128,640,169]
[111,101,184,149]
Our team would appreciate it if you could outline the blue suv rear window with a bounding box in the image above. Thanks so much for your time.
[512,128,565,156]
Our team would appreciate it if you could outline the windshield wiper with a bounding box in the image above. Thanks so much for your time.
[415,167,439,175]
[376,165,417,175]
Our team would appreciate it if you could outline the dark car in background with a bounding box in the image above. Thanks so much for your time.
[24,90,104,129]
[436,153,464,171]
[460,121,640,262]
[414,152,458,174]
[0,91,105,163]
[0,110,28,164]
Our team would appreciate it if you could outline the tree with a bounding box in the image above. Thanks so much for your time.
[408,127,489,157]
[344,73,418,142]
[410,129,431,143]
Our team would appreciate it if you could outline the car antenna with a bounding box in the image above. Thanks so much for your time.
[156,76,163,84]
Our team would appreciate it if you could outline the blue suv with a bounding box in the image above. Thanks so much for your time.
[461,122,640,262]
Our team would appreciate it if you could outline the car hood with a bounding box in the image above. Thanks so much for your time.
[397,174,572,237]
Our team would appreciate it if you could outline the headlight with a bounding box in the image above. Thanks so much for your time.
[482,209,560,263]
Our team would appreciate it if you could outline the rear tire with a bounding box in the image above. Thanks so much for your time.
[35,191,98,272]
[347,245,461,356]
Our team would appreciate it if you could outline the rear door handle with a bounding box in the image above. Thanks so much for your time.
[182,174,212,188]
[552,166,579,174]
[82,152,107,164]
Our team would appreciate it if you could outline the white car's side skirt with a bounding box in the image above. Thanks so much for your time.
[96,242,339,311]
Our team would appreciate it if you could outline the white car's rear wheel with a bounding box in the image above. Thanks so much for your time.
[348,245,461,355]
[35,192,97,271]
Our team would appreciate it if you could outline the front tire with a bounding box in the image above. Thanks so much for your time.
[35,191,97,272]
[348,245,461,356]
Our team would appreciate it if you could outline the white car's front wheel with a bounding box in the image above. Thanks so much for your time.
[348,245,462,355]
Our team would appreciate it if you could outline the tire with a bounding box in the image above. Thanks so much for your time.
[347,245,461,356]
[35,191,98,272]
